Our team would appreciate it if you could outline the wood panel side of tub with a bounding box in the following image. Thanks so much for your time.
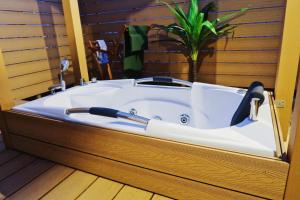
[8,134,262,200]
[2,110,289,199]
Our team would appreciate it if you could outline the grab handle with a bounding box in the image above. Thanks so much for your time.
[135,76,192,87]
[90,107,119,118]
[66,107,150,125]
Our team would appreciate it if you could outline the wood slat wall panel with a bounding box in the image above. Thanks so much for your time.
[0,12,65,25]
[0,37,69,52]
[79,0,285,13]
[7,58,72,78]
[0,0,63,13]
[80,0,285,87]
[3,46,70,65]
[132,63,278,76]
[81,7,284,25]
[0,26,67,38]
[86,36,281,52]
[11,74,75,100]
[0,0,74,100]
[83,23,283,39]
[142,51,279,63]
[9,69,73,90]
[155,37,281,51]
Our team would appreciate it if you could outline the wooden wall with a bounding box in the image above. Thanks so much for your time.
[79,0,286,88]
[0,0,74,100]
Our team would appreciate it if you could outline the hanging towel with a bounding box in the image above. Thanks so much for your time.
[124,25,150,78]
[96,40,109,64]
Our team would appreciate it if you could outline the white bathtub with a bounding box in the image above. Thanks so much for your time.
[14,79,277,158]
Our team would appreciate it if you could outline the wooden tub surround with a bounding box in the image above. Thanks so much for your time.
[0,0,299,199]
[0,104,289,200]
[0,140,172,200]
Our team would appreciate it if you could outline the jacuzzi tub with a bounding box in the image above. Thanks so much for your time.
[14,79,277,158]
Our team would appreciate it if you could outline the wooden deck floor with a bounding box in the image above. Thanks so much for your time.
[0,135,173,200]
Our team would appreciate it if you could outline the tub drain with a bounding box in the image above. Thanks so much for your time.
[129,108,137,115]
[180,114,190,125]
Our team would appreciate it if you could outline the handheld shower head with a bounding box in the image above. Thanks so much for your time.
[60,58,70,72]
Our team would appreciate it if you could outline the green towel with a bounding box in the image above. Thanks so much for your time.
[124,25,149,77]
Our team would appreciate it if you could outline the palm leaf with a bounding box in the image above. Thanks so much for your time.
[159,1,191,33]
[217,8,248,25]
[191,12,204,43]
[202,21,217,35]
[188,0,199,24]
[174,1,189,22]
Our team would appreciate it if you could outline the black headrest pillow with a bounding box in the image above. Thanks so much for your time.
[230,81,265,126]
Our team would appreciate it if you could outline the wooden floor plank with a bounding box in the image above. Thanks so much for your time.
[0,154,35,181]
[0,150,19,166]
[7,165,75,200]
[151,194,173,200]
[0,142,4,153]
[41,170,97,200]
[0,159,54,200]
[77,177,124,200]
[114,186,153,200]
[0,135,6,152]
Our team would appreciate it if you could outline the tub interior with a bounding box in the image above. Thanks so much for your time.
[44,85,194,127]
[42,83,245,129]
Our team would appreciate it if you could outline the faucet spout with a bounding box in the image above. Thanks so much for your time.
[49,59,69,95]
[249,98,260,121]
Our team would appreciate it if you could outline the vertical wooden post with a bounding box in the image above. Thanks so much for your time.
[62,0,89,83]
[285,69,300,200]
[0,49,14,149]
[274,0,300,140]
[0,49,14,110]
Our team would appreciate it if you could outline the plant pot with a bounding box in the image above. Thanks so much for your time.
[189,61,198,82]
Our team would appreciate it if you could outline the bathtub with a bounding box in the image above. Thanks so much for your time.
[14,78,277,158]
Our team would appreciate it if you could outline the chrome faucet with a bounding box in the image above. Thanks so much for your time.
[249,98,260,121]
[49,59,70,94]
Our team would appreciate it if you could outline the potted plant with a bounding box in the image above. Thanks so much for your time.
[156,0,248,82]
